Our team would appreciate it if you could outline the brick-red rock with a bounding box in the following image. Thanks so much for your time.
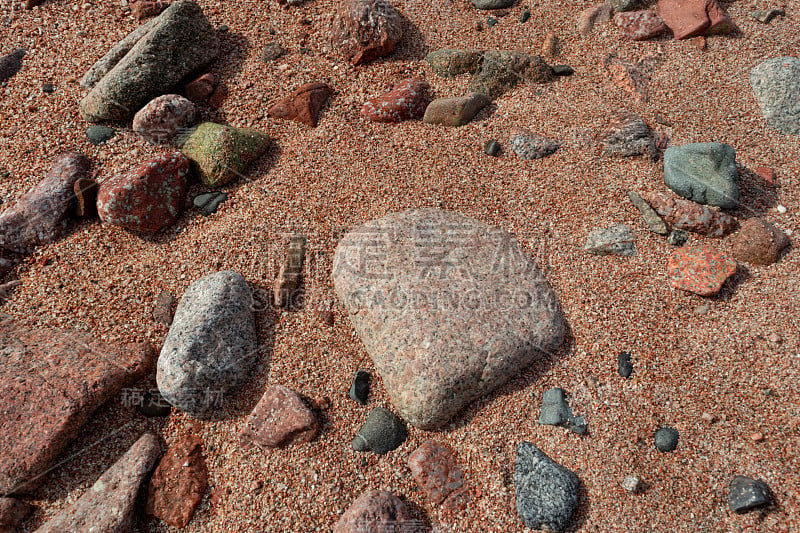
[0,316,154,494]
[97,152,189,234]
[131,0,169,20]
[361,78,430,123]
[268,82,332,127]
[185,73,215,103]
[331,0,403,65]
[614,10,668,40]
[731,218,790,265]
[146,434,208,527]
[240,385,318,448]
[656,0,736,39]
[667,245,737,296]
[0,152,90,255]
[646,192,737,237]
[333,490,421,533]
[408,440,470,512]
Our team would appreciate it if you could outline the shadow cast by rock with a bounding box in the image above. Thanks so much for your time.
[731,166,779,220]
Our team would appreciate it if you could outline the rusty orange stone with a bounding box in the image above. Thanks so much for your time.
[667,245,737,296]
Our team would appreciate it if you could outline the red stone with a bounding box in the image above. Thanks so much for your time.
[692,35,707,49]
[207,84,229,108]
[603,53,649,102]
[240,385,319,449]
[614,10,669,41]
[97,152,189,234]
[667,245,737,296]
[656,0,737,39]
[331,0,403,65]
[146,434,208,528]
[755,166,776,186]
[361,78,430,123]
[646,192,737,237]
[731,218,790,266]
[0,316,154,494]
[408,440,471,512]
[185,73,215,103]
[268,82,333,127]
[333,490,419,533]
[131,0,169,20]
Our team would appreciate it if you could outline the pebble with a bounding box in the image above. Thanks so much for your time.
[515,442,579,532]
[351,407,407,454]
[728,476,772,513]
[618,352,633,378]
[539,388,587,434]
[42,82,55,93]
[408,440,471,511]
[614,9,668,40]
[85,125,116,145]
[578,3,614,35]
[750,9,784,23]
[731,217,790,265]
[361,78,430,123]
[330,0,402,65]
[628,191,669,235]
[268,82,333,127]
[551,65,574,76]
[422,93,490,127]
[425,48,483,78]
[599,110,657,159]
[484,139,501,156]
[471,0,516,8]
[584,223,637,256]
[664,142,739,208]
[470,50,554,99]
[0,49,25,83]
[152,291,176,325]
[750,57,800,134]
[647,192,737,237]
[274,234,306,308]
[193,192,227,216]
[486,17,498,27]
[667,229,688,246]
[520,9,530,22]
[510,128,560,160]
[240,385,319,448]
[132,94,198,145]
[656,0,736,39]
[621,475,643,493]
[654,426,679,452]
[333,490,416,533]
[261,42,288,62]
[349,370,370,405]
[776,204,787,214]
[184,73,215,102]
[145,434,208,527]
[667,246,737,296]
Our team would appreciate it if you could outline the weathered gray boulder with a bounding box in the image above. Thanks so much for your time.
[663,142,739,208]
[750,57,800,134]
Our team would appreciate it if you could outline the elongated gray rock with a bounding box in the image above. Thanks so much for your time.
[750,57,800,134]
[79,1,219,122]
[34,433,161,533]
[663,142,739,208]
[333,208,566,430]
[515,442,579,532]
[157,271,259,417]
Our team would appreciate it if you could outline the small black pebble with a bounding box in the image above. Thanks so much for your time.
[487,17,498,27]
[667,229,688,246]
[654,426,679,452]
[42,83,55,93]
[349,370,370,405]
[618,351,633,378]
[728,475,772,513]
[269,28,276,35]
[520,9,531,23]
[552,65,575,76]
[218,24,229,33]
[484,139,501,157]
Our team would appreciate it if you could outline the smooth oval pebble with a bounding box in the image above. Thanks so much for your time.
[351,407,407,454]
[654,426,679,452]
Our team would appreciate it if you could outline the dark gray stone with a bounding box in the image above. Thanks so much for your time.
[654,427,679,452]
[349,370,370,405]
[627,191,669,235]
[193,192,227,216]
[750,57,800,134]
[667,229,688,246]
[520,9,530,23]
[539,387,587,435]
[728,475,772,513]
[750,9,784,23]
[584,224,637,256]
[515,442,579,532]
[663,143,739,208]
[0,49,25,83]
[157,270,259,417]
[471,0,515,9]
[618,352,633,378]
[510,130,559,160]
[352,407,407,454]
[85,125,116,145]
[484,139,501,156]
[552,65,574,76]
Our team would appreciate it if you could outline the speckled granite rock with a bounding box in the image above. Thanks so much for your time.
[584,223,637,256]
[425,49,484,77]
[470,51,554,99]
[730,217,790,265]
[333,490,422,533]
[268,82,333,127]
[157,271,259,417]
[422,93,490,127]
[515,441,579,532]
[614,9,668,40]
[408,440,470,512]
[666,245,737,296]
[79,1,219,122]
[664,142,739,208]
[34,433,161,533]
[750,57,800,135]
[0,497,32,532]
[599,111,657,159]
[180,122,271,187]
[132,94,198,145]
[510,128,560,160]
[0,316,154,495]
[97,152,189,234]
[146,434,208,528]
[361,78,430,123]
[240,385,319,448]
[333,208,566,430]
[646,192,737,237]
[330,0,403,65]
[0,152,90,255]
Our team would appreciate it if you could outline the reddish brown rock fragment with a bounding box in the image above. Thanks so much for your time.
[656,0,736,39]
[614,10,668,40]
[408,440,471,512]
[731,218,790,265]
[153,290,176,325]
[146,434,208,528]
[73,178,98,218]
[240,385,319,449]
[131,0,170,20]
[361,78,430,123]
[274,235,306,308]
[185,73,215,103]
[268,82,332,127]
[647,192,737,237]
[333,490,422,533]
[667,245,737,296]
[331,0,403,65]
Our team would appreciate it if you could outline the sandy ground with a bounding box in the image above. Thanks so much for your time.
[1,0,799,531]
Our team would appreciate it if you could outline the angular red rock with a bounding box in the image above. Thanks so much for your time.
[730,217,790,265]
[667,245,737,296]
[97,152,189,234]
[614,10,668,40]
[361,78,430,123]
[146,434,208,528]
[656,0,737,39]
[646,192,737,237]
[268,82,333,127]
[331,0,403,65]
[333,490,419,533]
[131,0,169,20]
[408,440,471,512]
[240,385,319,449]
[185,73,215,103]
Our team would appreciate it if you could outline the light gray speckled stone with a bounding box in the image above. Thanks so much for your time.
[333,208,566,430]
[750,57,800,134]
[663,143,739,208]
[157,271,259,417]
[515,441,579,532]
[584,223,637,256]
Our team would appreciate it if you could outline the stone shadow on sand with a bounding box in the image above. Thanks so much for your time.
[731,165,779,220]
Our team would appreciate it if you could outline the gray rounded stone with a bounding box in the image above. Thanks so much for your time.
[515,442,579,532]
[157,270,259,417]
[85,125,116,145]
[193,192,227,216]
[351,407,407,454]
[584,223,637,256]
[654,426,679,452]
[750,57,800,134]
[663,142,739,208]
[728,475,772,513]
[539,387,571,426]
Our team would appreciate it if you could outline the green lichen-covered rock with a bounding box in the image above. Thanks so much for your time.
[425,49,484,78]
[470,51,554,100]
[180,122,271,187]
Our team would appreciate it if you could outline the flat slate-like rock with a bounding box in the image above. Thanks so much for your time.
[79,0,219,122]
[333,208,566,430]
[0,316,154,495]
[157,271,259,417]
[34,433,161,533]
[584,223,637,256]
[750,57,800,135]
[515,441,579,532]
[663,142,739,208]
[146,434,208,527]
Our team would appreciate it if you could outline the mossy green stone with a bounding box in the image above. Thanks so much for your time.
[180,122,271,187]
[425,49,484,78]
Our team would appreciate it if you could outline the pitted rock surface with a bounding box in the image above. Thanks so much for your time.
[667,245,737,296]
[333,208,566,430]
[333,490,420,533]
[514,442,579,532]
[330,0,403,65]
[146,434,208,527]
[647,191,737,237]
[361,78,430,123]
